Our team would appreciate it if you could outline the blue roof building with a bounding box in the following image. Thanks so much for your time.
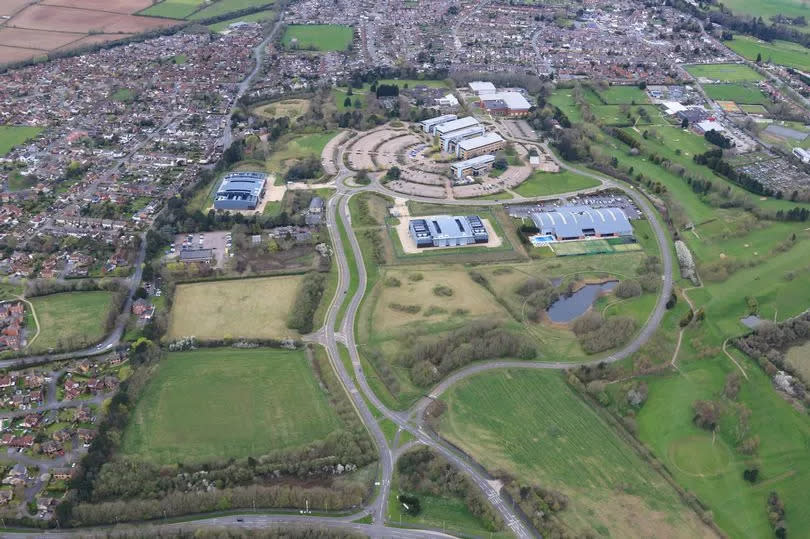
[408,215,489,248]
[530,206,633,240]
[213,172,267,211]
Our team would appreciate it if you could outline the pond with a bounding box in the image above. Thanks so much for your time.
[546,281,618,323]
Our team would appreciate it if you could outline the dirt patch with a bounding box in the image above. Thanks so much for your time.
[0,0,35,17]
[53,33,134,51]
[0,45,45,65]
[41,0,154,14]
[0,27,84,50]
[10,5,177,34]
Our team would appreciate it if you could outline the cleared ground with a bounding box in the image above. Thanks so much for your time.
[121,348,342,463]
[167,275,304,340]
[281,24,353,51]
[29,291,112,353]
[439,370,715,538]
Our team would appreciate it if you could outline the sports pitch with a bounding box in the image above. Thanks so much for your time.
[684,63,764,82]
[121,347,342,463]
[29,291,112,353]
[703,83,769,105]
[282,24,353,51]
[0,125,43,157]
[167,275,304,340]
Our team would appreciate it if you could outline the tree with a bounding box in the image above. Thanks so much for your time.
[343,96,351,108]
[681,117,689,128]
[385,166,401,181]
[756,52,762,63]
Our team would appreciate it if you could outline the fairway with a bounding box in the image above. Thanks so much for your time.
[596,85,650,104]
[513,170,600,197]
[29,291,112,353]
[122,348,342,463]
[0,125,42,157]
[668,435,732,476]
[168,275,304,340]
[282,24,353,51]
[726,35,810,71]
[685,63,764,82]
[439,370,714,538]
[703,83,770,105]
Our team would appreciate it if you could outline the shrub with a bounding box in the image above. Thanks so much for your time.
[614,279,642,299]
[286,272,326,333]
[432,285,453,297]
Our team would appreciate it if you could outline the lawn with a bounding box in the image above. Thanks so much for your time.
[282,24,353,51]
[29,291,112,353]
[548,90,582,123]
[596,85,650,104]
[110,88,135,103]
[267,131,338,179]
[208,9,274,31]
[703,83,770,105]
[139,0,205,18]
[439,370,714,538]
[513,170,600,197]
[592,104,663,126]
[637,357,810,538]
[188,0,274,20]
[726,35,810,71]
[167,275,305,340]
[0,125,42,157]
[121,348,342,463]
[684,63,764,82]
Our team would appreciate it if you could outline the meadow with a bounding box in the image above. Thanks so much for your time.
[637,356,810,538]
[0,125,42,157]
[208,8,274,31]
[513,170,600,197]
[439,370,714,538]
[282,24,353,51]
[786,341,810,382]
[139,0,203,18]
[29,291,112,352]
[252,99,309,122]
[594,85,650,104]
[167,275,304,340]
[703,83,770,105]
[188,0,274,20]
[121,347,342,463]
[726,35,810,71]
[684,63,764,82]
[720,0,810,29]
[267,131,338,180]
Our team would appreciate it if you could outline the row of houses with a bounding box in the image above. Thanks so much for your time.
[0,301,24,351]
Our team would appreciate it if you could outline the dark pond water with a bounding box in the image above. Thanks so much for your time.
[546,281,618,323]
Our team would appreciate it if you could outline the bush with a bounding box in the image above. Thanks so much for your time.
[286,272,327,333]
[432,285,453,297]
[284,156,323,182]
[384,277,401,287]
[388,303,421,314]
[614,279,642,299]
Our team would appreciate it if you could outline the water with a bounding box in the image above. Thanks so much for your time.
[546,281,618,323]
[740,315,763,329]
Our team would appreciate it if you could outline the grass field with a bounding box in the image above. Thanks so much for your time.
[685,63,764,82]
[167,275,304,340]
[726,35,810,71]
[188,0,273,20]
[29,291,112,353]
[720,0,810,30]
[0,125,42,157]
[267,131,337,179]
[592,104,663,126]
[439,370,714,538]
[548,90,582,123]
[703,83,770,105]
[122,348,342,463]
[208,8,274,31]
[786,341,810,382]
[637,356,810,538]
[139,0,205,18]
[282,24,353,51]
[253,99,309,122]
[513,170,600,197]
[595,85,650,104]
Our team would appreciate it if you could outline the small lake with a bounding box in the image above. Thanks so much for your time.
[546,281,618,323]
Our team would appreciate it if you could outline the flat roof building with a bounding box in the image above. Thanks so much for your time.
[213,172,266,210]
[432,116,479,136]
[469,81,496,95]
[450,154,495,179]
[441,124,486,152]
[480,91,532,116]
[530,206,633,241]
[179,248,214,262]
[420,114,458,133]
[408,215,489,248]
[456,132,505,159]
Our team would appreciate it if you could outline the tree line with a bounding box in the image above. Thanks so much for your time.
[286,272,327,333]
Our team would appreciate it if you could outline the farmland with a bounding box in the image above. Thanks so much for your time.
[167,275,305,340]
[141,0,274,20]
[439,370,715,538]
[725,35,810,71]
[188,0,274,21]
[684,63,764,82]
[29,291,113,353]
[121,348,342,463]
[513,170,600,197]
[720,0,810,30]
[703,83,771,105]
[0,125,42,157]
[139,0,204,18]
[282,24,354,52]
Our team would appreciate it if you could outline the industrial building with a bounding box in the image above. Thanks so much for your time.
[456,132,505,159]
[432,116,480,137]
[530,206,633,241]
[441,124,486,152]
[479,92,532,117]
[450,155,495,179]
[420,114,458,133]
[213,172,266,210]
[468,81,496,95]
[409,215,489,248]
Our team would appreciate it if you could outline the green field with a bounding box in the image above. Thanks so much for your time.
[439,370,714,537]
[139,0,205,18]
[596,85,651,104]
[267,131,338,179]
[786,341,810,382]
[168,275,305,340]
[188,0,273,20]
[685,63,765,82]
[592,104,663,126]
[0,126,42,157]
[726,35,810,71]
[122,348,342,463]
[513,170,601,197]
[703,83,770,105]
[637,357,810,538]
[29,291,112,353]
[548,90,582,123]
[208,9,274,31]
[282,24,353,51]
[720,0,810,29]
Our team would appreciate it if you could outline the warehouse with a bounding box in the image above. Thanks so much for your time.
[409,215,489,247]
[420,114,458,133]
[468,81,496,95]
[450,154,495,179]
[213,172,267,210]
[530,206,633,241]
[479,91,532,116]
[441,124,486,152]
[432,116,480,137]
[456,132,505,159]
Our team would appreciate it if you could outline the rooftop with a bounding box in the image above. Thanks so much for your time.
[457,132,504,151]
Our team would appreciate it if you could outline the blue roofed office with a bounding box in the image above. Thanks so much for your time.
[213,172,267,211]
[408,215,489,248]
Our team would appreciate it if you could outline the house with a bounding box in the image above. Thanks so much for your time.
[0,489,12,504]
[50,468,76,481]
[40,441,63,457]
[3,464,27,486]
[22,414,40,428]
[77,429,96,445]
[132,298,155,320]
